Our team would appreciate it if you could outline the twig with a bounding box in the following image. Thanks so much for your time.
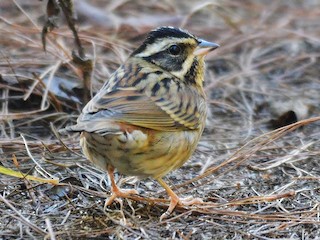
[21,134,55,179]
[0,195,47,235]
[45,218,56,240]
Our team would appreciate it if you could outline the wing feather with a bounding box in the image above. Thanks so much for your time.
[74,60,206,133]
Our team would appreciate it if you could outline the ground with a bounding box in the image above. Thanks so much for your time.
[1,0,320,239]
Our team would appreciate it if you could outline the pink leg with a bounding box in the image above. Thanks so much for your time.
[157,178,203,221]
[104,165,138,207]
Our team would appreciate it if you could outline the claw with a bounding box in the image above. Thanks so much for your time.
[157,178,203,221]
[104,165,138,209]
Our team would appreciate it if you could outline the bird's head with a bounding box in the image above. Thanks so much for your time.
[131,26,219,87]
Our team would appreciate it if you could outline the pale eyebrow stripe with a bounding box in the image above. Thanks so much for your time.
[135,38,189,58]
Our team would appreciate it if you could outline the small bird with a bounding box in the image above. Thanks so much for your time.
[66,26,219,220]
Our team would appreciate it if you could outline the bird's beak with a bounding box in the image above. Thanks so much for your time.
[194,39,219,56]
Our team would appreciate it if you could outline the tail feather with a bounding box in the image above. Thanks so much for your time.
[59,121,122,136]
[58,125,83,135]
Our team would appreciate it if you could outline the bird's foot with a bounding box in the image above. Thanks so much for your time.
[104,188,139,209]
[160,196,203,221]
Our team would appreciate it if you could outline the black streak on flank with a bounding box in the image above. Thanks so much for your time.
[183,112,196,121]
[151,82,161,96]
[161,78,171,91]
[173,108,183,116]
[178,100,183,110]
[193,105,198,116]
[185,100,191,112]
[131,27,195,56]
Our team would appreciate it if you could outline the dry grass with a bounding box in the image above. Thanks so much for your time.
[1,0,320,239]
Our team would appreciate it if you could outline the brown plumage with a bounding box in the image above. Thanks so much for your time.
[66,26,219,220]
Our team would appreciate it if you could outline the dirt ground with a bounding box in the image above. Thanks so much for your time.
[1,0,320,239]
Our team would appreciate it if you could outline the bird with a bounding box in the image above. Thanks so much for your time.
[65,26,219,220]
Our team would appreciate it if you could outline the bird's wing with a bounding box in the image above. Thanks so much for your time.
[71,62,206,133]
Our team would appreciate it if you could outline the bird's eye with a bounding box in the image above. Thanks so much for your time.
[168,44,181,55]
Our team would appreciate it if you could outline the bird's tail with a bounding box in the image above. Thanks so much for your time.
[58,125,83,135]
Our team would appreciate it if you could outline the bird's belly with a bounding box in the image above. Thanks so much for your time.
[80,128,201,179]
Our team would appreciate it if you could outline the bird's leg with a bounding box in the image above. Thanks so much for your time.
[104,165,138,208]
[157,178,203,221]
